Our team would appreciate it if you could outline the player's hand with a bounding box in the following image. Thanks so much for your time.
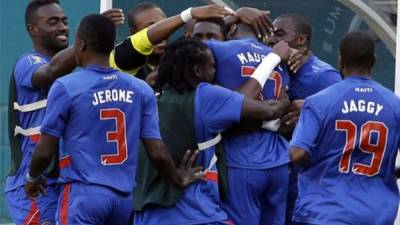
[235,7,274,39]
[175,150,204,188]
[276,88,291,112]
[191,5,235,20]
[279,100,304,136]
[288,47,307,73]
[24,176,47,200]
[102,8,124,26]
[272,41,291,62]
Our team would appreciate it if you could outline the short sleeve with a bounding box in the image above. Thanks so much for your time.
[140,84,161,139]
[40,81,72,137]
[315,70,342,91]
[14,54,48,89]
[290,100,322,158]
[197,83,244,133]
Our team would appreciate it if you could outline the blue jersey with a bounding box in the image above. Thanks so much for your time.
[289,55,341,100]
[207,39,290,169]
[6,51,51,192]
[290,76,400,225]
[134,83,244,225]
[40,65,160,194]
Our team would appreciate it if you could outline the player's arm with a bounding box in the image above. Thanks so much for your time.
[237,40,292,98]
[25,134,59,199]
[241,92,290,121]
[289,100,321,165]
[31,46,75,89]
[142,139,203,187]
[112,5,234,72]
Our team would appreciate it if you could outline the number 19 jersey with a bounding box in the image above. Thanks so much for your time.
[40,65,161,194]
[290,75,400,225]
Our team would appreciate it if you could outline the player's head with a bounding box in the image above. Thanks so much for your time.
[127,2,166,35]
[74,14,115,66]
[25,0,69,54]
[267,14,311,49]
[227,22,258,41]
[157,38,215,93]
[339,31,375,77]
[191,17,226,41]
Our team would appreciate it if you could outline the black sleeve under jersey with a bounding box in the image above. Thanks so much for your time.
[113,38,147,71]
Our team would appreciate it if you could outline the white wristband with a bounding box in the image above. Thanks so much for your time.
[250,52,281,88]
[180,7,193,23]
[262,118,281,132]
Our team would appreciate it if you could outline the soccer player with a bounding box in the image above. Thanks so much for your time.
[133,38,292,225]
[266,14,342,224]
[24,14,201,225]
[267,14,341,100]
[290,31,400,225]
[7,1,76,224]
[127,2,166,83]
[206,22,291,225]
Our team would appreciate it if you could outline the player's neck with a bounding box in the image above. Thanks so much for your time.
[81,54,110,68]
[342,68,372,79]
[33,44,58,58]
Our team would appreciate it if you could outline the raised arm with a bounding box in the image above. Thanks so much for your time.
[112,5,234,72]
[31,46,75,89]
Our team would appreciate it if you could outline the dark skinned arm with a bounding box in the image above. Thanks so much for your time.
[142,139,203,188]
[290,146,310,166]
[25,134,59,199]
[31,46,75,89]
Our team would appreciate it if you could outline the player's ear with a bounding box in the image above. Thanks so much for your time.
[79,39,87,52]
[193,64,202,79]
[27,24,38,37]
[128,27,135,35]
[297,34,307,47]
[226,24,237,40]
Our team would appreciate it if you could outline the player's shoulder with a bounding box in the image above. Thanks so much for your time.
[118,70,154,96]
[306,79,349,107]
[310,56,340,76]
[15,51,48,69]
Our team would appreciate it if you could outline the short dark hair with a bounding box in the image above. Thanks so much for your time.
[127,2,160,30]
[157,38,211,93]
[194,17,227,38]
[25,0,59,26]
[77,14,116,55]
[340,31,375,70]
[278,13,312,43]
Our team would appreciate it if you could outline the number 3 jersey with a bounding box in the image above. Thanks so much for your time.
[40,65,161,194]
[290,75,400,225]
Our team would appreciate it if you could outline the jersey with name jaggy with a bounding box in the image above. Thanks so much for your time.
[206,39,290,169]
[6,51,51,192]
[289,54,341,100]
[290,75,400,225]
[40,65,160,194]
[135,83,244,225]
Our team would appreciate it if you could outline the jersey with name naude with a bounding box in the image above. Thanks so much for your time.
[207,39,290,169]
[6,51,51,192]
[41,66,160,194]
[136,83,244,225]
[290,76,400,225]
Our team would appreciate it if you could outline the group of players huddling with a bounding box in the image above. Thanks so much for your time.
[7,0,400,225]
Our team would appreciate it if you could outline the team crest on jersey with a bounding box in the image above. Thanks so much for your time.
[28,55,44,65]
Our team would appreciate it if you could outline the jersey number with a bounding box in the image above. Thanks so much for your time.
[241,66,282,99]
[336,120,388,177]
[100,108,128,165]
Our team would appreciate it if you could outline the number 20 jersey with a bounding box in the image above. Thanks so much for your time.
[40,66,161,194]
[290,76,400,225]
